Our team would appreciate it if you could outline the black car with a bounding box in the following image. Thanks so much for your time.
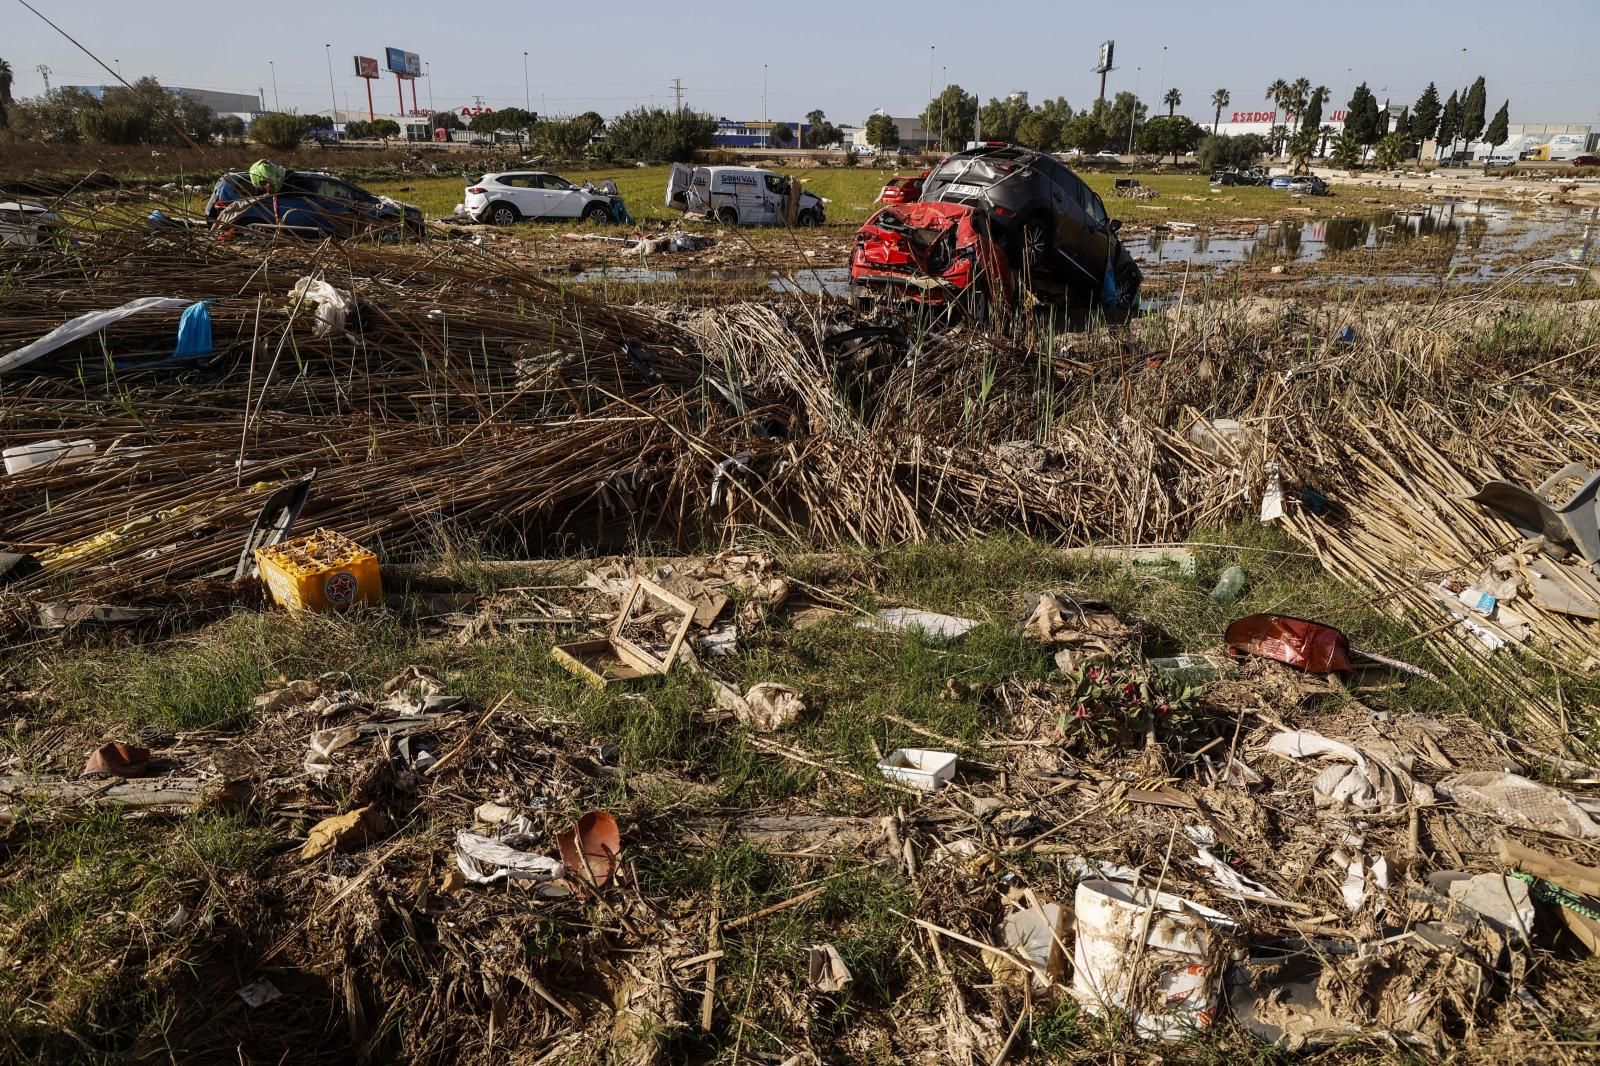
[920,143,1140,310]
[204,170,424,241]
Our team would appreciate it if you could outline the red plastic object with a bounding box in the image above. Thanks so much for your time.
[1224,614,1354,674]
[558,810,621,889]
[84,742,151,777]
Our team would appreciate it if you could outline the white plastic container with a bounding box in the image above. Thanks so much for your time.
[876,748,957,791]
[3,438,95,476]
[1072,879,1237,1040]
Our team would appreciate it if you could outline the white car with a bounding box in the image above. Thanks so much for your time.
[1095,150,1120,158]
[463,172,627,225]
[0,200,65,246]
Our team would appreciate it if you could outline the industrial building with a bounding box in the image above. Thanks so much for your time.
[67,84,263,119]
[711,119,810,148]
[850,110,936,152]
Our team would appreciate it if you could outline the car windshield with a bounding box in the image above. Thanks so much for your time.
[544,175,577,191]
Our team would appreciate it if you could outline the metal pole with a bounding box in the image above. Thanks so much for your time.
[1127,66,1140,154]
[269,61,279,110]
[523,52,530,112]
[1157,45,1166,109]
[763,64,768,148]
[928,45,934,149]
[940,65,946,151]
[1451,47,1467,161]
[426,62,433,114]
[324,44,337,124]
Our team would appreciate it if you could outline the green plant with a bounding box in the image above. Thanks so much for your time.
[250,111,306,150]
[1057,663,1203,747]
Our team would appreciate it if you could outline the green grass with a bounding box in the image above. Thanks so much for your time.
[360,167,1383,230]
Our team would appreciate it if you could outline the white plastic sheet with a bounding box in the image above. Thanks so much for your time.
[0,297,188,374]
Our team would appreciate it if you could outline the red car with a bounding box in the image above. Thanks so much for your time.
[849,201,1014,309]
[876,172,928,205]
[1571,155,1600,167]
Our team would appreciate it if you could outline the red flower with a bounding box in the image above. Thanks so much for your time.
[1073,704,1093,719]
[1158,702,1173,718]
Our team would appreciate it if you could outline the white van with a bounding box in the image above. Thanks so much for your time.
[665,164,825,226]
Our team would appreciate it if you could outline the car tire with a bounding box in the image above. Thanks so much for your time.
[582,203,612,224]
[488,202,519,226]
[716,206,740,227]
[1019,218,1051,274]
[797,209,821,227]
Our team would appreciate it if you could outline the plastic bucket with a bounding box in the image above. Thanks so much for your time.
[1072,879,1237,1040]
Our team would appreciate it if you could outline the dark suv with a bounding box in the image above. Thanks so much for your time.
[920,143,1140,310]
[204,170,424,241]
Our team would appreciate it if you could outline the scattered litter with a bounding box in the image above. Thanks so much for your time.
[474,801,515,826]
[1185,826,1281,901]
[553,577,695,688]
[236,979,282,1008]
[728,682,806,731]
[1226,614,1352,673]
[3,438,96,476]
[83,742,150,778]
[556,810,622,889]
[1072,879,1236,1040]
[1264,730,1435,813]
[1147,654,1230,685]
[0,297,189,375]
[807,943,852,993]
[1427,871,1536,942]
[299,805,387,860]
[1062,545,1197,577]
[288,276,354,337]
[256,529,382,612]
[455,813,567,888]
[1210,565,1246,605]
[1438,771,1600,838]
[877,748,957,791]
[859,608,979,641]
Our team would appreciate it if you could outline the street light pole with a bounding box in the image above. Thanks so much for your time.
[269,61,279,110]
[324,44,336,124]
[1157,45,1166,108]
[940,64,946,151]
[1127,66,1141,154]
[523,52,530,112]
[928,45,935,150]
[1451,46,1467,161]
[763,63,768,148]
[426,62,433,114]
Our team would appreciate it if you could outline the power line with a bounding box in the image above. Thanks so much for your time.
[671,78,684,111]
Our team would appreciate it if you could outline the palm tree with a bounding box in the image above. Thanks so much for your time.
[1318,124,1335,157]
[1288,77,1311,130]
[1162,87,1182,118]
[0,58,13,128]
[1211,88,1230,133]
[1265,79,1289,153]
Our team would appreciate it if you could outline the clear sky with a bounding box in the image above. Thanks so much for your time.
[8,0,1599,125]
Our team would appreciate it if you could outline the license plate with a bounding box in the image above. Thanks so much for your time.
[945,183,985,198]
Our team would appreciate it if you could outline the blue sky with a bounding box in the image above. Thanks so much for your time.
[8,0,1599,125]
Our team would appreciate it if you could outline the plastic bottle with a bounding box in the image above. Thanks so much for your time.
[1210,565,1246,605]
[1147,654,1230,686]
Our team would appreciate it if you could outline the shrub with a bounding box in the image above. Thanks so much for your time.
[251,112,305,151]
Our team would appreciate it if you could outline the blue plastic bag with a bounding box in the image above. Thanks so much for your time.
[173,301,213,360]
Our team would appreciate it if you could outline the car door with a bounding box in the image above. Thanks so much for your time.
[1044,166,1098,284]
[761,173,788,223]
[497,174,545,218]
[540,174,584,218]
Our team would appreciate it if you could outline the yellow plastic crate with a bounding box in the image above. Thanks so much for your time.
[255,529,382,612]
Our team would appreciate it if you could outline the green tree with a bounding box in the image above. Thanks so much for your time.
[1373,132,1409,169]
[1093,91,1146,148]
[1344,82,1380,146]
[1060,112,1107,154]
[1331,128,1365,169]
[769,122,793,146]
[430,111,462,131]
[370,118,401,140]
[9,86,97,142]
[1285,128,1318,162]
[1317,125,1336,156]
[1015,96,1071,152]
[1411,82,1441,146]
[1197,133,1267,171]
[606,105,715,161]
[532,115,595,156]
[1287,77,1311,128]
[1438,90,1461,152]
[1140,114,1203,163]
[1264,77,1288,149]
[214,115,246,142]
[921,85,976,149]
[1461,76,1487,143]
[1162,87,1181,117]
[250,111,305,150]
[980,94,1030,142]
[1300,86,1327,133]
[0,57,12,127]
[1484,100,1510,153]
[344,119,372,139]
[1210,88,1230,133]
[863,112,900,150]
[804,109,841,148]
[1391,107,1412,150]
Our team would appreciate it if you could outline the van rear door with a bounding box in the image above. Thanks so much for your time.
[665,163,694,208]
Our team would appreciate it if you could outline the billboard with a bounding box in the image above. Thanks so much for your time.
[354,55,379,79]
[385,47,421,78]
[1094,40,1114,74]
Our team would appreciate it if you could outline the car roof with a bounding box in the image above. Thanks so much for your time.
[486,171,554,179]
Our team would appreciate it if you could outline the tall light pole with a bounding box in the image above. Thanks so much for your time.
[114,58,122,80]
[269,61,279,110]
[1156,45,1167,108]
[426,61,433,114]
[940,64,947,151]
[1127,65,1141,154]
[36,64,50,95]
[523,52,530,113]
[762,63,768,148]
[324,44,336,122]
[1451,46,1467,161]
[928,45,935,149]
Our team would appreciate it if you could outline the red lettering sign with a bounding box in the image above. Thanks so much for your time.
[1229,110,1277,124]
[1330,109,1347,122]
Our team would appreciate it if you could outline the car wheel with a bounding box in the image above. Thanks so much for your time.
[1019,219,1051,273]
[582,203,612,224]
[488,202,519,226]
[716,206,740,227]
[797,209,820,227]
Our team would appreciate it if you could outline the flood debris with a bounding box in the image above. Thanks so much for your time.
[807,943,853,993]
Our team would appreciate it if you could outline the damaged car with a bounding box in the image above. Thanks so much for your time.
[876,172,928,205]
[849,201,1014,313]
[918,143,1140,311]
[204,170,424,241]
[463,172,628,225]
[665,164,824,227]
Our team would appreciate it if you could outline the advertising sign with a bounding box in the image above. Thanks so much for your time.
[1094,41,1114,74]
[385,47,422,78]
[354,55,379,79]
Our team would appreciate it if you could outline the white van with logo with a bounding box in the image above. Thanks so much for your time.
[665,164,825,227]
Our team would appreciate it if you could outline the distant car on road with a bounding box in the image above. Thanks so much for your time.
[463,172,627,226]
[876,172,927,205]
[1286,175,1329,195]
[1095,150,1120,159]
[1570,155,1600,167]
[1484,156,1517,169]
[205,170,423,240]
[1209,171,1256,187]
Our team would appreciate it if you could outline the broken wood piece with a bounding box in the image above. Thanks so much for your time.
[722,885,827,931]
[0,774,239,821]
[683,814,884,854]
[1497,836,1600,897]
